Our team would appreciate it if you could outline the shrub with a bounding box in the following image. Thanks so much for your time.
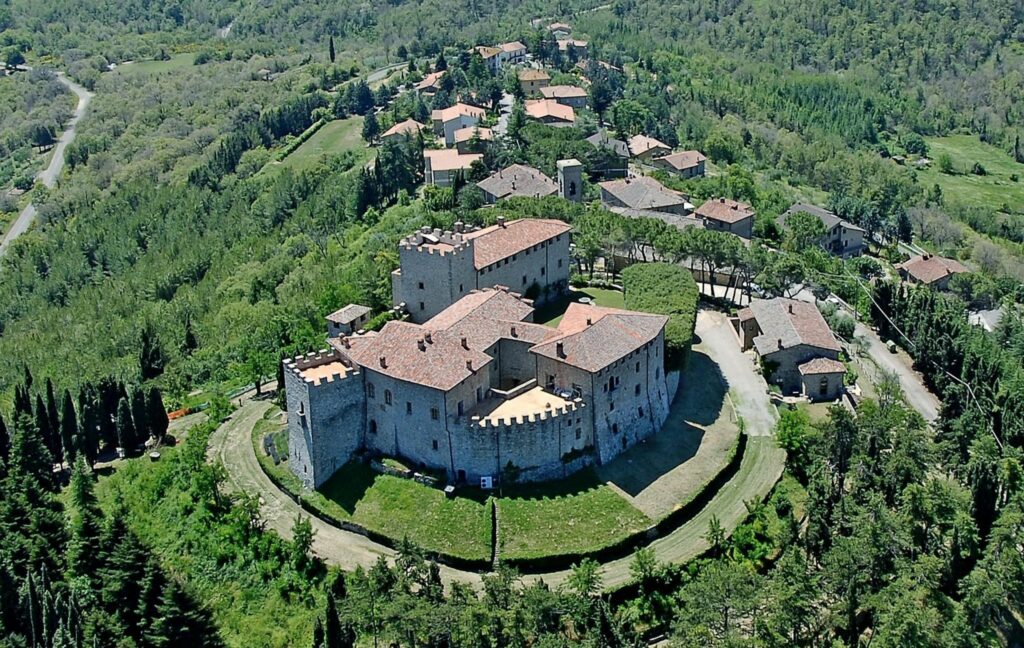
[621,263,699,370]
[971,162,986,176]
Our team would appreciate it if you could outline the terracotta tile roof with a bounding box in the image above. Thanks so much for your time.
[476,164,557,200]
[737,307,755,322]
[382,119,427,138]
[518,68,551,82]
[548,22,572,32]
[452,126,493,144]
[531,303,668,372]
[431,102,487,123]
[556,39,588,51]
[540,85,588,99]
[499,41,527,53]
[475,46,502,59]
[415,70,445,91]
[464,218,572,269]
[609,207,703,231]
[427,288,534,330]
[599,175,689,211]
[654,150,706,171]
[343,321,493,391]
[628,134,670,157]
[524,99,575,122]
[896,254,968,285]
[780,203,864,234]
[424,149,483,172]
[695,197,755,224]
[427,288,555,351]
[326,304,371,324]
[798,357,846,375]
[749,298,842,356]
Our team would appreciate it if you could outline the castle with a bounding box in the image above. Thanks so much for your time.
[285,219,673,489]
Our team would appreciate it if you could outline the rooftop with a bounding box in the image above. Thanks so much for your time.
[464,218,572,269]
[540,84,588,99]
[471,385,570,423]
[748,297,842,357]
[610,207,702,231]
[587,129,629,158]
[424,149,483,172]
[475,45,502,59]
[531,303,668,372]
[431,102,486,123]
[524,99,576,123]
[780,203,864,233]
[628,134,670,157]
[798,357,847,375]
[415,70,445,91]
[654,150,706,171]
[452,126,493,144]
[557,39,589,50]
[499,41,527,53]
[695,197,756,224]
[382,119,427,139]
[326,303,371,324]
[297,360,352,385]
[518,68,551,82]
[599,175,690,211]
[896,254,969,285]
[476,164,557,200]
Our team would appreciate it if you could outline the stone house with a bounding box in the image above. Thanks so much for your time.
[518,68,551,95]
[539,85,588,109]
[694,197,755,239]
[780,203,866,257]
[627,134,671,161]
[476,164,557,203]
[391,217,572,322]
[896,254,968,290]
[326,304,371,337]
[431,103,487,147]
[422,149,483,187]
[733,297,844,401]
[599,175,692,215]
[556,39,589,59]
[651,151,706,179]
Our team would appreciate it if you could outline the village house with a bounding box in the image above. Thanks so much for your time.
[524,98,575,126]
[733,298,845,402]
[539,84,588,109]
[414,70,446,95]
[896,253,969,290]
[392,217,573,322]
[476,164,557,203]
[694,198,756,239]
[556,39,589,59]
[548,22,573,39]
[431,103,487,146]
[780,203,866,257]
[452,126,493,153]
[381,118,428,143]
[474,46,503,74]
[628,134,672,161]
[518,68,551,95]
[599,175,692,215]
[422,149,483,187]
[498,41,528,66]
[651,150,707,179]
[326,304,372,337]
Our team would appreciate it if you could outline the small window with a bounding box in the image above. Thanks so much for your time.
[557,259,563,268]
[638,407,644,418]
[476,386,482,401]
[384,390,392,405]
[522,275,527,285]
[368,383,376,398]
[575,428,582,440]
[655,368,660,379]
[541,267,546,276]
[431,407,440,420]
[369,420,378,434]
[635,384,641,396]
[406,402,412,415]
[419,302,425,311]
[612,423,619,434]
[610,401,615,411]
[459,284,463,292]
[636,361,641,373]
[432,439,439,451]
[418,281,425,290]
[457,401,464,416]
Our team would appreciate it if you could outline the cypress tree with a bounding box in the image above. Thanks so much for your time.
[0,414,9,466]
[323,593,343,648]
[329,35,336,63]
[34,395,60,466]
[129,387,149,441]
[67,457,103,578]
[115,399,137,453]
[311,617,324,648]
[44,379,60,453]
[147,388,169,444]
[59,391,78,465]
[77,387,99,465]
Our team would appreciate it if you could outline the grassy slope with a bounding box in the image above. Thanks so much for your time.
[113,53,197,76]
[915,135,1024,211]
[272,117,371,174]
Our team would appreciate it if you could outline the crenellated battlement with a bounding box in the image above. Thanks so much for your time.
[468,398,585,428]
[398,225,481,257]
[284,349,359,387]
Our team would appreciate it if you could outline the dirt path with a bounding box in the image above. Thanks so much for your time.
[854,322,940,422]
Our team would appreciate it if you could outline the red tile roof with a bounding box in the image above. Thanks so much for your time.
[627,134,670,157]
[896,254,968,285]
[382,119,427,138]
[654,150,706,171]
[531,303,668,372]
[749,298,841,356]
[798,357,846,375]
[524,99,575,122]
[464,218,572,269]
[695,197,755,224]
[540,85,588,99]
[431,102,486,123]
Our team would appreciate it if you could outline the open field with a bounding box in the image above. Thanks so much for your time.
[271,117,370,174]
[113,53,196,76]
[915,135,1024,211]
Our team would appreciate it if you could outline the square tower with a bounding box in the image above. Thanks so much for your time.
[557,158,584,202]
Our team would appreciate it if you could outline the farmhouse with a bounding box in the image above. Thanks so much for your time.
[392,217,572,322]
[695,198,755,239]
[477,164,557,203]
[287,250,672,490]
[651,151,707,179]
[896,253,968,290]
[422,149,483,187]
[414,70,446,95]
[599,175,692,214]
[780,203,866,257]
[733,298,845,401]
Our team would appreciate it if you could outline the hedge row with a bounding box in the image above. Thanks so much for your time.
[621,262,700,370]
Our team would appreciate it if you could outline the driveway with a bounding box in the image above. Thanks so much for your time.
[854,322,940,422]
[695,309,778,436]
[1,71,94,257]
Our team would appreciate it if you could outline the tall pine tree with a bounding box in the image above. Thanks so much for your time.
[59,391,78,465]
[115,399,136,453]
[67,457,103,579]
[146,388,169,444]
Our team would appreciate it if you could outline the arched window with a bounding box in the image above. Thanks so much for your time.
[367,383,375,399]
[819,377,829,396]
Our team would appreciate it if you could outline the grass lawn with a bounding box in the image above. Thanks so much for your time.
[915,135,1024,211]
[495,469,651,560]
[536,287,626,327]
[271,117,371,174]
[114,53,196,76]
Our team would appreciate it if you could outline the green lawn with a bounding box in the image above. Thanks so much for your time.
[915,135,1024,211]
[536,287,626,327]
[495,469,651,560]
[114,53,196,76]
[271,117,371,174]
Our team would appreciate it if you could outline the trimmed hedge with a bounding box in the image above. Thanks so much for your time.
[621,262,699,370]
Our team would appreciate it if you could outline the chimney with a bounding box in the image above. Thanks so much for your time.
[466,360,474,371]
[342,336,351,349]
[586,317,592,325]
[719,197,725,203]
[418,338,426,351]
[379,355,387,368]
[425,332,433,344]
[461,337,469,349]
[497,216,506,228]
[777,339,783,350]
[788,303,793,314]
[454,221,464,233]
[510,326,518,338]
[557,342,566,358]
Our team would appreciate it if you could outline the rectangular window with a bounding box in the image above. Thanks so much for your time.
[609,401,615,411]
[635,384,641,396]
[406,402,412,415]
[638,407,644,418]
[636,361,641,373]
[457,401,464,416]
[419,302,425,311]
[541,267,546,276]
[418,281,425,290]
[368,383,375,398]
[476,386,482,401]
[575,428,582,440]
[557,259,563,268]
[431,407,440,420]
[432,440,439,451]
[522,275,527,285]
[384,390,392,405]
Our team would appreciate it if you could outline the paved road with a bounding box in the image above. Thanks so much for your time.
[854,322,940,422]
[211,311,785,590]
[695,310,778,435]
[1,71,94,257]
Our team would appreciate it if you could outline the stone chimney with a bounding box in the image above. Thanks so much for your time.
[586,317,592,326]
[341,336,351,348]
[777,339,783,350]
[425,332,433,344]
[454,221,464,233]
[461,337,469,349]
[497,216,506,228]
[418,338,426,351]
[557,342,566,358]
[466,360,474,371]
[379,355,387,368]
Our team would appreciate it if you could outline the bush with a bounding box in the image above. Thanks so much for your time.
[971,162,986,176]
[621,263,699,370]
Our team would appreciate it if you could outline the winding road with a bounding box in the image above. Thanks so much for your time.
[0,71,94,258]
[211,310,785,590]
